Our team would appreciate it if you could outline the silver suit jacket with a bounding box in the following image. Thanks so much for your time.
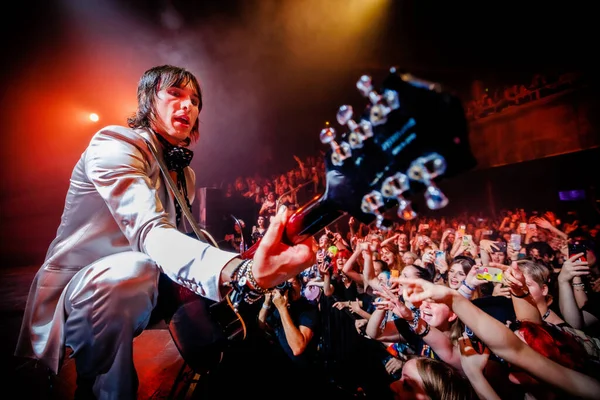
[15,126,238,373]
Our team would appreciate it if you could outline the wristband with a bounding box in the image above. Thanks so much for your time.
[510,290,530,298]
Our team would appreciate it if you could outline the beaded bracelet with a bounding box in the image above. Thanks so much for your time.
[240,259,269,295]
[230,259,268,305]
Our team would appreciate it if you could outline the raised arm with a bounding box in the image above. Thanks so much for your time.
[400,278,600,399]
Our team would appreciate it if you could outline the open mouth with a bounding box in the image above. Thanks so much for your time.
[174,116,190,126]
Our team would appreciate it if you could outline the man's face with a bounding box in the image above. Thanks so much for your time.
[153,83,201,145]
[397,233,409,251]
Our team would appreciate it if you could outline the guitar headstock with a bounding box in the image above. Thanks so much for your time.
[318,67,476,229]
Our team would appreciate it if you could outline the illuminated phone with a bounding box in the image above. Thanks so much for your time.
[476,267,504,283]
[493,241,507,253]
[510,234,521,251]
[463,234,472,247]
[569,241,587,262]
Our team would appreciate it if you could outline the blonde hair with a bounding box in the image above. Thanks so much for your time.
[516,259,550,287]
[417,358,473,400]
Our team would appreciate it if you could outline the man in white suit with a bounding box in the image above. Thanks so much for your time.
[15,65,315,399]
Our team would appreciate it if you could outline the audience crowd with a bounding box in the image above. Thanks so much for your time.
[207,152,600,399]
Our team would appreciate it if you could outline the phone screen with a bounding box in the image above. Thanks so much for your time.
[476,267,504,282]
[569,241,587,262]
[463,234,472,247]
[510,234,521,251]
[493,241,507,253]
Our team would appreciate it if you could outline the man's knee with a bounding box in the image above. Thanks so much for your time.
[66,252,160,315]
[89,252,159,287]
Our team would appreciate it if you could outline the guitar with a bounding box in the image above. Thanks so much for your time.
[165,67,477,374]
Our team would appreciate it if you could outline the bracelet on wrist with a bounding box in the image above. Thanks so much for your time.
[261,303,271,310]
[243,259,269,294]
[510,290,530,298]
[229,259,269,307]
[572,282,585,287]
[415,322,430,337]
[461,280,475,291]
[458,285,474,299]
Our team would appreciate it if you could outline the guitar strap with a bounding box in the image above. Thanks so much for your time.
[143,135,219,249]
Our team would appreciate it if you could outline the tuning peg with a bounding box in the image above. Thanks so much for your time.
[399,72,442,93]
[356,75,400,126]
[360,190,386,229]
[407,153,448,210]
[380,172,417,220]
[320,126,351,166]
[336,105,373,149]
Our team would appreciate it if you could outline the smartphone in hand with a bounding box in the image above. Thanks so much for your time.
[510,234,521,252]
[493,241,507,253]
[569,241,587,262]
[476,266,504,283]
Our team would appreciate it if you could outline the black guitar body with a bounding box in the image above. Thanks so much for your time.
[168,295,226,374]
[156,273,245,374]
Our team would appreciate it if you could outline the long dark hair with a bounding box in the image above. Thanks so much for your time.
[127,65,202,143]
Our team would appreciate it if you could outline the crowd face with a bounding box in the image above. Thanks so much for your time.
[448,263,467,289]
[389,359,428,400]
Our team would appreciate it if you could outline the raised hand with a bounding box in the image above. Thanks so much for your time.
[591,277,600,293]
[465,264,490,290]
[374,286,413,320]
[252,205,315,289]
[543,211,557,225]
[479,239,500,254]
[532,217,553,231]
[398,277,455,307]
[501,261,527,295]
[355,319,368,335]
[318,261,331,276]
[492,283,511,298]
[272,288,289,309]
[385,357,405,376]
[422,249,435,265]
[558,253,589,284]
[349,299,362,314]
[459,334,490,376]
[332,301,351,310]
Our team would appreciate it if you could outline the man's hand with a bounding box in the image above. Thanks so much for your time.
[252,205,315,289]
[272,289,289,309]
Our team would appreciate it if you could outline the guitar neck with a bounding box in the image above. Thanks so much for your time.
[242,194,344,258]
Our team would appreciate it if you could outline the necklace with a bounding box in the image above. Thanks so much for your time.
[542,309,551,321]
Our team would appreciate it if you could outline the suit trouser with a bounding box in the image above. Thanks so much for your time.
[63,251,160,400]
